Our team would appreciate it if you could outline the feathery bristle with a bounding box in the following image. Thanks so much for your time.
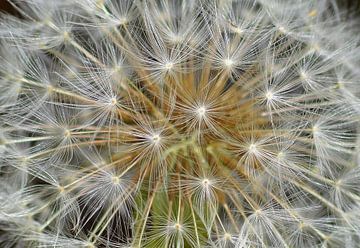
[0,0,360,247]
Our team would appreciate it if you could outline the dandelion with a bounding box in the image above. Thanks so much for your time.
[0,0,360,247]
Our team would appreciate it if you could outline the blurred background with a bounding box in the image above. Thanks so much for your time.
[0,0,360,17]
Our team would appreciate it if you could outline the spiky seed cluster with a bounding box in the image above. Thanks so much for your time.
[0,0,360,247]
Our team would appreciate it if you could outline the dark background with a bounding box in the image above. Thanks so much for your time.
[0,0,19,16]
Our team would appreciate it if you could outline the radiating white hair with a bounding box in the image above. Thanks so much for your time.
[0,0,360,247]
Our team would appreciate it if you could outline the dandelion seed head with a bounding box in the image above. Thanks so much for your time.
[0,0,359,247]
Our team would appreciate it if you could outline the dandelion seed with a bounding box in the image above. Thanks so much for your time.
[196,106,207,118]
[265,91,274,101]
[278,26,287,33]
[223,58,235,69]
[111,176,120,185]
[151,133,161,145]
[248,143,258,154]
[164,62,174,71]
[173,223,182,232]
